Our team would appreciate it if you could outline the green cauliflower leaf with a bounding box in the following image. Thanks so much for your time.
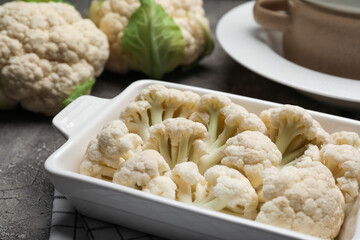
[121,0,186,79]
[62,78,96,106]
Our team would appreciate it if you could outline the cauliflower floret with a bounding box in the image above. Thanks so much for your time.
[79,120,142,180]
[97,120,142,162]
[120,101,152,141]
[113,149,170,189]
[221,131,282,189]
[257,157,345,239]
[0,1,109,115]
[120,89,200,142]
[132,84,201,126]
[144,118,208,168]
[177,90,201,119]
[87,0,212,76]
[312,120,331,146]
[301,144,321,162]
[190,94,232,142]
[330,131,360,149]
[320,144,360,203]
[143,176,177,200]
[196,165,258,219]
[191,94,266,173]
[80,152,118,180]
[260,105,330,165]
[166,162,207,203]
[136,84,170,125]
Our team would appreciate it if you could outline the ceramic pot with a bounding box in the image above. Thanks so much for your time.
[253,0,360,80]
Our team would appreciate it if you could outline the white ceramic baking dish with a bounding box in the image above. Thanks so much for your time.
[45,80,360,240]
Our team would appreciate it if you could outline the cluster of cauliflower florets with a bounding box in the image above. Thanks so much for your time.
[79,84,360,240]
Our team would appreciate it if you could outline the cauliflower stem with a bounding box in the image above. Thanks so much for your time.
[120,101,151,141]
[281,145,307,166]
[195,193,228,211]
[276,122,306,156]
[145,118,207,169]
[98,165,117,179]
[167,162,207,204]
[198,145,227,174]
[260,105,329,166]
[175,177,194,203]
[158,134,195,168]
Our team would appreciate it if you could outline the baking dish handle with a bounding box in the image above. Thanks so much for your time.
[52,95,110,139]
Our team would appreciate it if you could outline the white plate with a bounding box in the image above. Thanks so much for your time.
[45,80,360,240]
[216,1,360,109]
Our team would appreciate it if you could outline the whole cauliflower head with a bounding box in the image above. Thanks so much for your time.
[113,149,170,189]
[0,1,109,115]
[87,0,213,78]
[256,157,345,239]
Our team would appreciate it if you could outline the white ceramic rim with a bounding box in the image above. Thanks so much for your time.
[216,1,360,106]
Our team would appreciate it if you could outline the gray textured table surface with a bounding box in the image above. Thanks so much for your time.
[1,0,360,239]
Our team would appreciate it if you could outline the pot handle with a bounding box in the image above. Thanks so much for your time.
[52,95,110,139]
[253,0,290,32]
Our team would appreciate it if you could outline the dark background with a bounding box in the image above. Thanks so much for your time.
[1,0,359,239]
